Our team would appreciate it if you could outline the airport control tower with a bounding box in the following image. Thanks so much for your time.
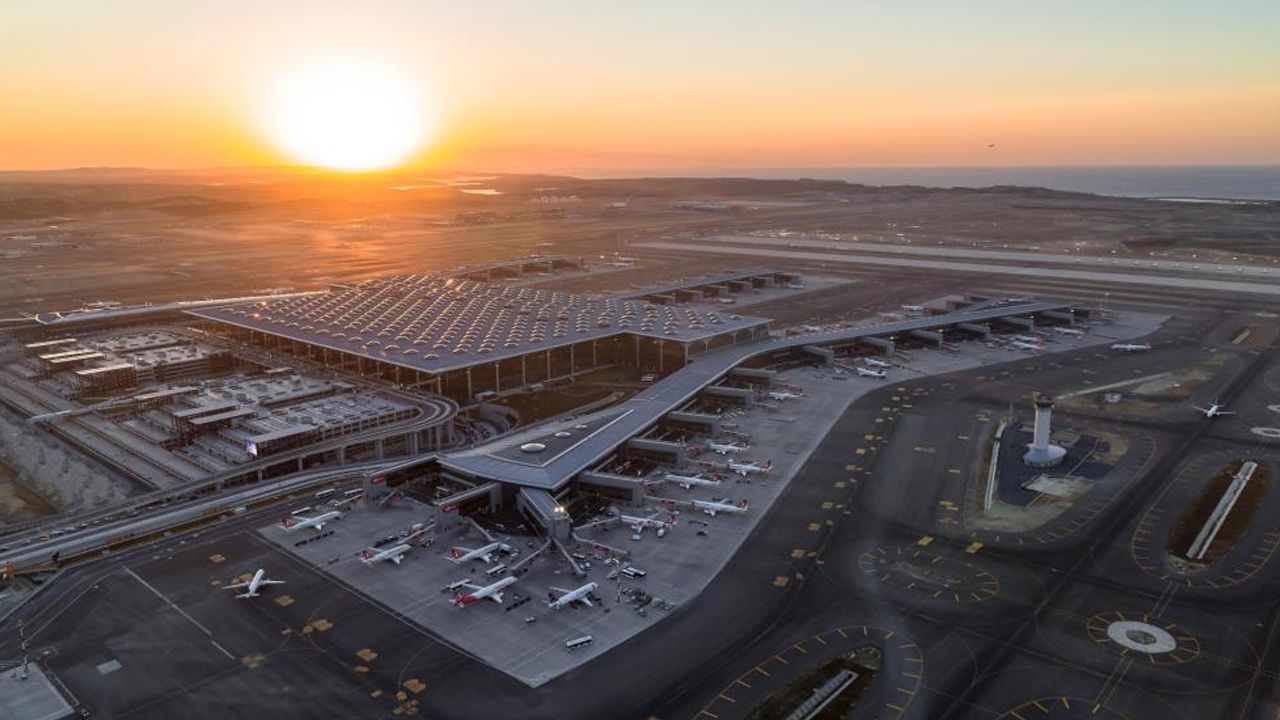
[1023,393,1067,467]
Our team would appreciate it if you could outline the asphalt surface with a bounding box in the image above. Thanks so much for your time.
[8,300,1280,719]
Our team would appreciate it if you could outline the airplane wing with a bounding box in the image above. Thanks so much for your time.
[222,582,250,590]
[259,579,286,585]
[1192,406,1207,413]
[488,592,504,603]
[549,586,571,595]
[459,582,483,592]
[579,596,594,608]
[1220,411,1237,415]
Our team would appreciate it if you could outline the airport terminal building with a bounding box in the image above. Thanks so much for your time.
[190,274,775,403]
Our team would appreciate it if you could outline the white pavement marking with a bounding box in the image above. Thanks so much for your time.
[1060,372,1172,398]
[210,640,235,660]
[124,567,216,639]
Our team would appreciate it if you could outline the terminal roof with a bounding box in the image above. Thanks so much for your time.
[190,275,770,374]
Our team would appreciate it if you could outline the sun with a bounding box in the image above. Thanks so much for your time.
[262,56,435,172]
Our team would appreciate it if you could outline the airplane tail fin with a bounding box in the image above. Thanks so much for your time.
[450,547,462,559]
[361,548,372,560]
[280,514,293,528]
[740,499,749,509]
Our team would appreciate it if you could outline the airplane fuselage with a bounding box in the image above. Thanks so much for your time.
[448,542,508,564]
[548,582,599,609]
[282,511,341,533]
[362,543,411,565]
[453,576,517,606]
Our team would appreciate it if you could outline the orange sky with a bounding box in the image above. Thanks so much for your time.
[2,1,1278,172]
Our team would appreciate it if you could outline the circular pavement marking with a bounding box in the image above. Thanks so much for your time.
[1105,620,1178,653]
[1251,427,1280,439]
[859,545,999,603]
[1086,611,1199,664]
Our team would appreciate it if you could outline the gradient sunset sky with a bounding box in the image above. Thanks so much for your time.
[2,0,1278,172]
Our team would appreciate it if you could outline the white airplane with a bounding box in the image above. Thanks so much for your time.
[1010,334,1043,344]
[1193,402,1235,418]
[451,576,518,606]
[901,304,925,313]
[862,357,892,368]
[280,510,341,533]
[547,582,598,610]
[727,459,772,476]
[856,367,887,379]
[766,389,803,401]
[693,498,749,516]
[707,440,748,455]
[222,569,285,599]
[1010,341,1041,352]
[1111,343,1152,352]
[447,542,510,564]
[664,472,721,489]
[361,544,411,566]
[1055,327,1085,337]
[619,513,675,533]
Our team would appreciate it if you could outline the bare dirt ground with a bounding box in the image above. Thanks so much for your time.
[2,169,1276,318]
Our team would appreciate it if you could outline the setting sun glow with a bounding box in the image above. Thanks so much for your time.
[261,57,435,172]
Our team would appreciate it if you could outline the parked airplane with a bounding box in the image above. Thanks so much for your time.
[727,459,772,476]
[1193,402,1235,418]
[862,357,892,368]
[707,440,748,455]
[766,389,803,401]
[1010,334,1043,344]
[901,304,925,312]
[663,472,721,489]
[693,499,749,516]
[452,576,518,606]
[1010,341,1042,352]
[280,510,341,533]
[361,544,411,566]
[222,569,285,599]
[1111,343,1152,352]
[447,542,510,564]
[856,367,887,379]
[547,582,598,610]
[619,512,675,533]
[1054,327,1085,337]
